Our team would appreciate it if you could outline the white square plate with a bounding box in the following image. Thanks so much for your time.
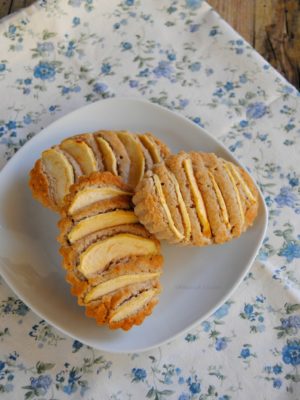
[0,98,267,353]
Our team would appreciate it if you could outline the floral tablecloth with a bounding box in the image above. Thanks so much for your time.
[1,0,300,399]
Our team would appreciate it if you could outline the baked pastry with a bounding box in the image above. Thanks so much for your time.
[29,130,170,212]
[133,151,259,246]
[58,172,163,330]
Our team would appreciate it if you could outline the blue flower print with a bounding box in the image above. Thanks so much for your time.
[282,341,300,365]
[121,41,132,51]
[189,62,201,72]
[201,320,210,332]
[275,187,297,208]
[187,376,201,394]
[8,25,16,34]
[193,117,204,128]
[30,375,52,394]
[186,0,203,9]
[0,361,5,371]
[246,102,267,119]
[190,24,200,33]
[131,368,147,382]
[37,42,54,52]
[72,17,80,26]
[224,81,234,91]
[279,241,300,263]
[167,52,176,61]
[6,120,17,130]
[240,348,250,359]
[101,63,111,74]
[219,396,230,400]
[72,340,83,352]
[178,394,189,400]
[209,27,220,37]
[125,0,134,5]
[153,61,173,79]
[129,80,138,88]
[23,114,32,125]
[65,41,76,57]
[239,120,248,127]
[273,378,282,389]
[215,337,227,351]
[272,364,282,375]
[33,62,56,81]
[213,303,231,319]
[0,63,6,72]
[179,99,189,108]
[138,68,150,77]
[244,304,254,316]
[281,315,300,329]
[93,82,108,94]
[287,174,299,188]
[24,78,32,85]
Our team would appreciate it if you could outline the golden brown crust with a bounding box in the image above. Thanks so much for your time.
[133,151,259,246]
[28,159,58,211]
[61,171,133,217]
[29,131,171,213]
[58,171,163,331]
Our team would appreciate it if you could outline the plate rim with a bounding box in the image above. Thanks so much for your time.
[0,97,268,353]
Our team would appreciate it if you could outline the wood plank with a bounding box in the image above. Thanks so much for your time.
[255,0,300,89]
[0,0,13,19]
[207,0,255,45]
[208,0,300,89]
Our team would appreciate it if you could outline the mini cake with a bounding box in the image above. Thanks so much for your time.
[133,151,259,246]
[58,172,163,330]
[29,130,170,212]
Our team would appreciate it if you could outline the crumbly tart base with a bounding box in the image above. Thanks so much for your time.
[58,172,163,331]
[133,151,259,246]
[29,130,171,212]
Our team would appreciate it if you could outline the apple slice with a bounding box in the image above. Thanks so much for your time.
[223,162,245,225]
[153,174,184,241]
[183,158,211,237]
[109,288,157,322]
[117,132,145,187]
[226,162,256,204]
[79,234,160,278]
[85,272,160,303]
[96,137,118,175]
[60,139,97,175]
[68,210,138,243]
[208,171,230,228]
[139,134,161,164]
[42,149,74,207]
[167,170,191,241]
[68,187,132,215]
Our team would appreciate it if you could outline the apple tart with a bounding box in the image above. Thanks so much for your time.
[133,151,259,246]
[29,130,170,212]
[58,172,163,330]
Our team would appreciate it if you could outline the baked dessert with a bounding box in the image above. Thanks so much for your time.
[58,172,163,330]
[133,151,259,246]
[29,130,170,212]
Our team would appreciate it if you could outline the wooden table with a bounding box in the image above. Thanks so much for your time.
[0,0,299,90]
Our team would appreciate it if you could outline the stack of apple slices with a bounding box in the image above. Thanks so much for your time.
[58,172,163,330]
[29,130,170,212]
[133,151,259,246]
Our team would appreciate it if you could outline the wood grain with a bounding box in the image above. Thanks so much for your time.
[1,0,300,89]
[0,0,34,18]
[208,0,300,89]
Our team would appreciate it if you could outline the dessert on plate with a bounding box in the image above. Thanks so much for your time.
[133,151,259,246]
[29,130,170,212]
[58,172,163,330]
